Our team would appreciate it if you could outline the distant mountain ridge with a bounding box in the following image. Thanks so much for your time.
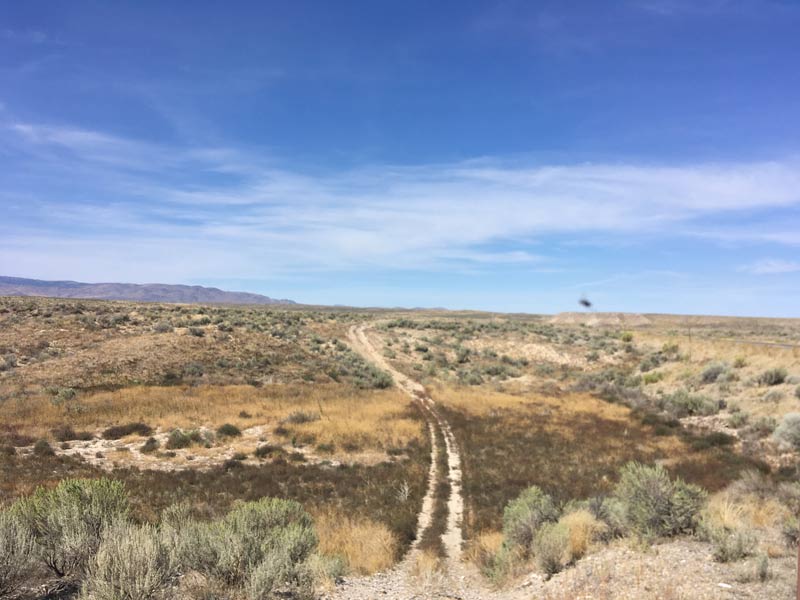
[0,276,295,305]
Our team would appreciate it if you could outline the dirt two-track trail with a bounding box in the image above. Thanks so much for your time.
[329,325,527,600]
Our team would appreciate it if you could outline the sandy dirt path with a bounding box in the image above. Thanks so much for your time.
[330,324,526,600]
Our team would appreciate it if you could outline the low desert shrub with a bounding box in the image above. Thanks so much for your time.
[285,411,320,425]
[79,521,177,600]
[102,422,153,440]
[33,438,55,457]
[763,389,784,403]
[781,515,799,549]
[796,385,800,400]
[51,387,78,406]
[585,496,627,540]
[216,423,242,438]
[306,553,346,589]
[728,412,749,429]
[52,425,93,442]
[700,363,728,384]
[642,371,664,385]
[757,368,787,386]
[0,510,36,598]
[152,321,173,333]
[161,498,317,596]
[0,353,17,372]
[533,522,569,576]
[202,498,316,591]
[691,431,735,451]
[661,389,718,417]
[254,445,284,459]
[773,413,800,451]
[704,524,757,562]
[164,429,212,450]
[245,552,308,600]
[749,416,777,437]
[165,429,192,450]
[140,437,160,454]
[12,478,129,578]
[502,485,558,553]
[614,462,706,538]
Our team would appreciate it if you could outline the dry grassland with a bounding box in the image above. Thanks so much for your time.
[431,384,756,537]
[1,383,423,455]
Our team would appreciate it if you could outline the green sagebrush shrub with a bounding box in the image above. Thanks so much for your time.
[162,498,316,598]
[0,509,36,599]
[773,412,800,450]
[703,524,757,563]
[614,462,706,538]
[532,522,569,577]
[79,521,177,600]
[757,368,787,386]
[11,478,129,579]
[501,485,558,553]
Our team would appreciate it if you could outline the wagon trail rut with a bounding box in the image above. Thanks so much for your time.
[333,325,525,600]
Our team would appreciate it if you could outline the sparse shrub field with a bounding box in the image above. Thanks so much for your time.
[2,298,800,596]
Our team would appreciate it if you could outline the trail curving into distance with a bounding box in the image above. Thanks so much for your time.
[329,324,530,600]
[348,323,464,565]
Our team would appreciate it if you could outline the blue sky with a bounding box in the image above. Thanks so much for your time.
[1,1,799,315]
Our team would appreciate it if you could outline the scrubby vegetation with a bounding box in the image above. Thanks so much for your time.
[0,479,329,599]
[475,463,702,581]
[2,299,799,595]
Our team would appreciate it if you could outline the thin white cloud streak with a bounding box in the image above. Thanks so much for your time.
[740,259,800,275]
[3,120,800,280]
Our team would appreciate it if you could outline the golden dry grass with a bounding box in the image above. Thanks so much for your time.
[314,509,398,575]
[704,490,789,531]
[436,383,650,419]
[559,509,606,561]
[464,530,504,566]
[408,549,445,585]
[0,383,424,453]
[431,384,683,454]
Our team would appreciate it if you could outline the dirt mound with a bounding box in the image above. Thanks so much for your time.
[549,312,652,327]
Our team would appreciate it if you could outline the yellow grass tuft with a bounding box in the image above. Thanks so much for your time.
[559,509,606,561]
[314,510,398,575]
[408,549,444,586]
[703,494,746,531]
[705,490,789,532]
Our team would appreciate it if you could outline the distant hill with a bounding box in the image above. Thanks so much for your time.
[549,312,652,327]
[0,276,295,305]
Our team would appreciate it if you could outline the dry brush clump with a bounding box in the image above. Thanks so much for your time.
[479,462,707,583]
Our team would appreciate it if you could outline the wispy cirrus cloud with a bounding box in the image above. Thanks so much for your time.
[1,29,49,44]
[2,119,800,282]
[740,259,800,275]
